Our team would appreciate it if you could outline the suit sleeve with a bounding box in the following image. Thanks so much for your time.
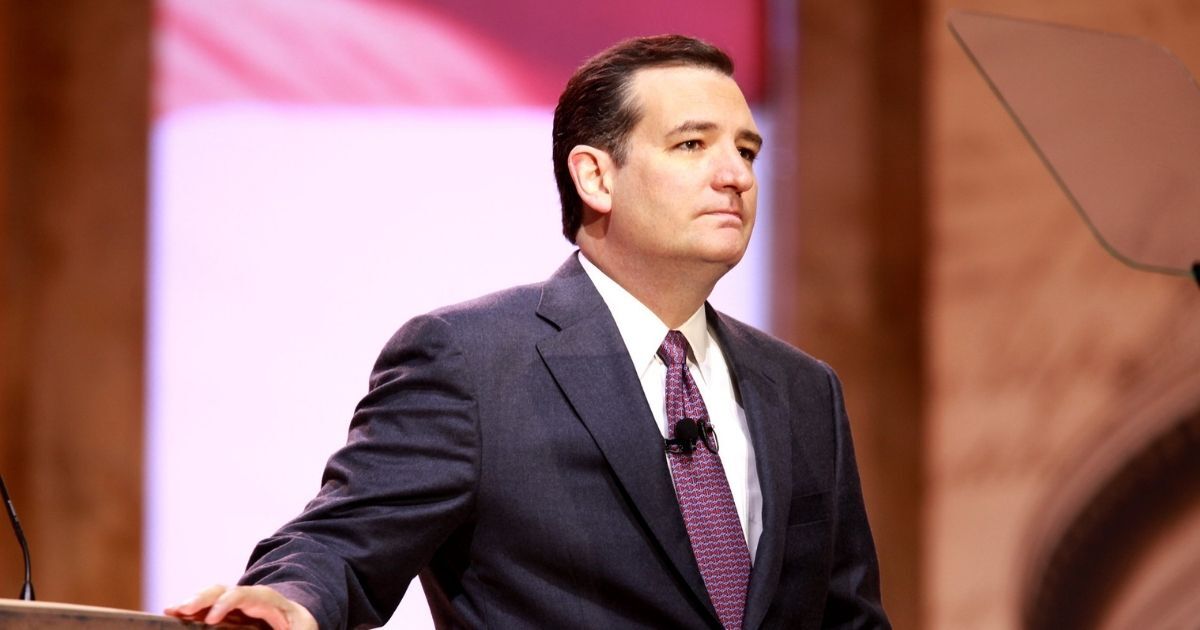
[238,314,480,630]
[821,366,892,629]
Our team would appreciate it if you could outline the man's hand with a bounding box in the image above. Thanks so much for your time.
[165,584,318,630]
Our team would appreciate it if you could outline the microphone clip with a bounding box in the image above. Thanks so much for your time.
[664,417,719,455]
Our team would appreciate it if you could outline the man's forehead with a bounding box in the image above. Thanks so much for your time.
[627,65,756,133]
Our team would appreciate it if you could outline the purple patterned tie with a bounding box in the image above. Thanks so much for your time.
[659,330,751,630]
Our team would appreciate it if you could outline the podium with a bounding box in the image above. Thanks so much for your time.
[0,599,263,629]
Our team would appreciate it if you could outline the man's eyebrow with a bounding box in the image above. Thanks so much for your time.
[666,120,763,149]
[666,120,718,137]
[738,129,764,149]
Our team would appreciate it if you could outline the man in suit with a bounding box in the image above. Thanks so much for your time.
[167,35,889,629]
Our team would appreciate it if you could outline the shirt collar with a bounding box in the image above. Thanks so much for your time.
[578,252,710,381]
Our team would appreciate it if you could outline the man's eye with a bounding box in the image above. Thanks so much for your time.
[677,140,703,151]
[739,147,758,162]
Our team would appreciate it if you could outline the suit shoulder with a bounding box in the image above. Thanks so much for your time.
[385,279,556,356]
[712,309,836,382]
[370,280,547,376]
[425,281,544,325]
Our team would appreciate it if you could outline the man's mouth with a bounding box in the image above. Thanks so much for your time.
[704,208,743,222]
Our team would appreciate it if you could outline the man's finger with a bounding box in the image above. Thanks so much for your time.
[203,586,265,625]
[204,585,292,629]
[164,583,228,617]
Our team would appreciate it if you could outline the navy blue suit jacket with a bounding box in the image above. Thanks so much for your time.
[241,255,889,629]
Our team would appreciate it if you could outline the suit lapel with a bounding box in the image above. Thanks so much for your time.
[709,310,795,630]
[535,255,720,624]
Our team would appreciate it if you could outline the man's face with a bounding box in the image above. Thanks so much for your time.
[606,65,761,269]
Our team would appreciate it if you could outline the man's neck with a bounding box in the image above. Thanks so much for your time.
[578,246,724,329]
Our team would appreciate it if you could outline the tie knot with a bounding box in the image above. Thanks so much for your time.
[657,330,689,367]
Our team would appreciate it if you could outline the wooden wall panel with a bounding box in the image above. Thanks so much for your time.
[777,1,1200,628]
[769,1,926,627]
[0,1,149,608]
[925,1,1200,628]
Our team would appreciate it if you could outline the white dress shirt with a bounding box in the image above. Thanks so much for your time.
[579,253,762,560]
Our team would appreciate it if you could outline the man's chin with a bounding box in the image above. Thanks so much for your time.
[699,238,750,267]
[695,248,748,273]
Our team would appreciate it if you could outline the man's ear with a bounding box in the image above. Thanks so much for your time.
[567,145,614,214]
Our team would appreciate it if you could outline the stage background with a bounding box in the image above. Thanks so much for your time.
[2,2,1198,629]
[146,2,768,628]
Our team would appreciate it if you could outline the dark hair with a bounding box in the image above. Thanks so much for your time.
[552,35,735,243]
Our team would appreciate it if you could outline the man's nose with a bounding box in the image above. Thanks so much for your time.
[712,145,754,194]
